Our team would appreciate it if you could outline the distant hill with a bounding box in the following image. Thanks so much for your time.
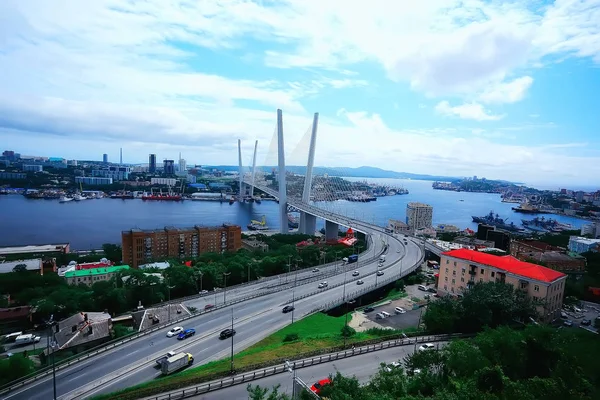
[202,165,467,182]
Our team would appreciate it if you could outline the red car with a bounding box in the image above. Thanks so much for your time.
[204,304,215,311]
[310,378,332,394]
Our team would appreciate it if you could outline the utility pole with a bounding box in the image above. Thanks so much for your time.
[46,316,57,400]
[223,272,231,303]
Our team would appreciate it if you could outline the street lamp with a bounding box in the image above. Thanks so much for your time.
[343,299,356,348]
[223,272,231,303]
[45,316,58,400]
[230,308,235,374]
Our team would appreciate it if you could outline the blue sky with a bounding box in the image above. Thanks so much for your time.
[1,0,599,188]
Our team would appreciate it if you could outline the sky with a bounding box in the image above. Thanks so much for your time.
[1,0,599,188]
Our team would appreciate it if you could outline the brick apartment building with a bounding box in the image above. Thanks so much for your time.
[510,239,586,275]
[439,248,567,322]
[122,224,242,268]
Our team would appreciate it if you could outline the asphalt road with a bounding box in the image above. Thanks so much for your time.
[190,340,447,399]
[4,232,422,400]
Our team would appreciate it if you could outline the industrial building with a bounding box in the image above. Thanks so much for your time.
[121,224,242,268]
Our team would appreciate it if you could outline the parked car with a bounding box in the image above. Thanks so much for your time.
[418,285,428,291]
[418,343,436,351]
[563,320,573,327]
[318,281,328,288]
[581,319,591,326]
[384,361,401,372]
[377,270,384,276]
[219,328,236,339]
[166,326,184,337]
[356,279,364,285]
[310,378,332,395]
[312,268,319,273]
[282,305,295,313]
[204,304,215,311]
[427,288,436,293]
[395,307,406,314]
[352,271,359,277]
[363,306,374,313]
[177,328,196,340]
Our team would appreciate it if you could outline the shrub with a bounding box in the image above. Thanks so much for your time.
[340,325,356,338]
[283,333,299,342]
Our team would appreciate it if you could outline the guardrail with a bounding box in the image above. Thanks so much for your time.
[141,332,470,400]
[0,238,380,394]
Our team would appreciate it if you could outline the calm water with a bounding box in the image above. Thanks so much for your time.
[0,179,586,249]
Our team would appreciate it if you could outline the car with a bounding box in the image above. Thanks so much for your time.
[219,328,236,339]
[377,270,384,276]
[397,250,401,253]
[418,285,428,291]
[318,281,328,288]
[204,304,215,311]
[356,279,364,285]
[352,271,359,277]
[310,378,332,394]
[395,307,406,314]
[312,268,319,273]
[363,306,374,313]
[581,319,591,326]
[560,312,568,319]
[384,361,401,372]
[418,343,436,351]
[166,326,184,337]
[427,288,436,293]
[563,320,573,327]
[282,305,295,313]
[199,290,208,294]
[177,328,196,340]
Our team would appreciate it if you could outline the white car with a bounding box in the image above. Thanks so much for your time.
[418,343,436,351]
[166,326,184,337]
[384,361,401,372]
[318,281,328,289]
[352,271,359,277]
[395,307,406,314]
[312,268,319,273]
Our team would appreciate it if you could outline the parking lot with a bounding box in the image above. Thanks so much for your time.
[561,300,599,333]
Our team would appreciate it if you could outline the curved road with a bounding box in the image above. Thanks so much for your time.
[4,231,421,400]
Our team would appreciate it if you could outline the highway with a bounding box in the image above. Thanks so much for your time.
[4,230,421,400]
[190,341,448,399]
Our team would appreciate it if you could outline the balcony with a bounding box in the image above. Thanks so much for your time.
[469,270,477,276]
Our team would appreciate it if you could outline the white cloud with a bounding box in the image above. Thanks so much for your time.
[435,101,504,121]
[479,76,534,104]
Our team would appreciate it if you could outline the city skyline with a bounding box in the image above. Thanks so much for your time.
[1,1,599,187]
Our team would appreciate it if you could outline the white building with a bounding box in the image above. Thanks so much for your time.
[23,165,43,172]
[406,202,433,230]
[568,236,600,254]
[580,223,600,238]
[151,177,177,186]
[179,158,187,172]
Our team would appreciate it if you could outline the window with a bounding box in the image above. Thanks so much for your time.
[446,259,449,264]
[445,268,448,273]
[445,277,448,282]
[520,282,527,289]
[491,271,495,277]
[452,279,455,284]
[534,285,540,292]
[461,277,465,282]
[461,268,466,275]
[444,285,447,290]
[452,270,456,276]
[453,261,457,266]
[479,278,483,282]
[480,268,484,274]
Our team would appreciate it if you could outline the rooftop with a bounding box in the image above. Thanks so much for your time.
[569,236,600,245]
[54,311,112,350]
[0,259,42,274]
[443,248,566,283]
[0,243,69,256]
[64,265,129,278]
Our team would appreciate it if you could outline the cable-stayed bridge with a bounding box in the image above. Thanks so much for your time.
[238,109,387,240]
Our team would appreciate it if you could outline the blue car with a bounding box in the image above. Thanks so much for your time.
[177,328,196,340]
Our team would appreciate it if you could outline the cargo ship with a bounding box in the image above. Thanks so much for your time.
[472,211,524,232]
[511,203,547,214]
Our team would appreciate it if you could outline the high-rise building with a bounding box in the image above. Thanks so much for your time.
[149,154,157,173]
[406,202,433,230]
[179,158,187,172]
[163,159,175,174]
[121,224,242,267]
[103,154,108,163]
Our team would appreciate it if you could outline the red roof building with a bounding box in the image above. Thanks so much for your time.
[440,248,567,322]
[338,228,358,247]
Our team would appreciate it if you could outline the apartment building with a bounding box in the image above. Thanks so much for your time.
[406,202,433,230]
[511,239,586,275]
[121,224,242,267]
[439,248,567,322]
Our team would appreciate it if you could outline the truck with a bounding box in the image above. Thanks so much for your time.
[155,351,177,367]
[14,334,41,346]
[379,255,386,263]
[161,352,194,375]
[346,254,358,264]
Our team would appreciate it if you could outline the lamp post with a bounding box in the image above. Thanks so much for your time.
[230,307,235,374]
[285,360,297,399]
[46,317,58,400]
[223,272,231,304]
[343,299,355,348]
[291,261,299,324]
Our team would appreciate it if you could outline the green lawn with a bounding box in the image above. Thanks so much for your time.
[92,312,416,400]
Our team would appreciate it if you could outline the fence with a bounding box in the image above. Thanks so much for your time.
[141,333,470,400]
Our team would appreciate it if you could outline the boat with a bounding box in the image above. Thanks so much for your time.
[73,194,84,201]
[512,203,546,214]
[248,215,270,231]
[288,213,299,229]
[141,188,182,201]
[471,210,524,232]
[522,217,572,233]
[59,196,73,203]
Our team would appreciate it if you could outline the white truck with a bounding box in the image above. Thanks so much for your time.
[161,352,194,375]
[14,334,41,346]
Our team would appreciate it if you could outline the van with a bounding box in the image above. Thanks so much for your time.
[380,311,391,318]
[3,332,23,343]
[14,334,41,346]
